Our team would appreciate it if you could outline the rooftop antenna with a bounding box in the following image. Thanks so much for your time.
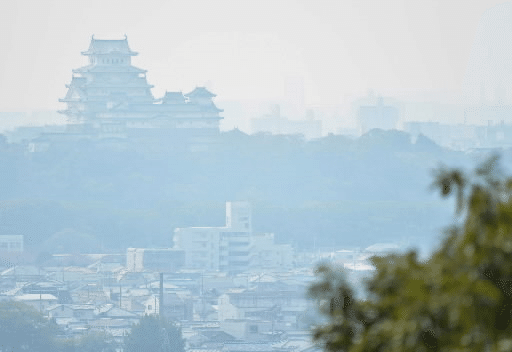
[124,34,128,40]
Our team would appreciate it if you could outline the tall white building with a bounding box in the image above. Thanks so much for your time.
[174,202,252,273]
[173,202,294,273]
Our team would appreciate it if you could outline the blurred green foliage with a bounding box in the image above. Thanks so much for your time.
[0,300,59,351]
[309,155,512,352]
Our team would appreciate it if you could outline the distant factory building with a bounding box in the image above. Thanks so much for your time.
[250,105,322,140]
[358,97,400,134]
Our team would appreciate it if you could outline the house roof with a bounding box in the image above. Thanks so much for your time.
[95,304,137,317]
[249,273,278,283]
[162,91,186,104]
[223,343,273,352]
[47,304,95,311]
[185,87,216,98]
[15,294,57,301]
[82,37,138,56]
[73,65,146,74]
[198,330,237,342]
[364,243,400,252]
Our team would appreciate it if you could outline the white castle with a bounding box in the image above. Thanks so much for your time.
[18,35,224,151]
[60,35,223,130]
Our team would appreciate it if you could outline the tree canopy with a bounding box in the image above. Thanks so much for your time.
[309,155,512,352]
[0,301,59,351]
[0,129,458,254]
[124,314,185,352]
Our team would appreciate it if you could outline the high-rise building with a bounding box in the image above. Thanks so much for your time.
[173,202,294,273]
[357,97,400,134]
[173,202,252,273]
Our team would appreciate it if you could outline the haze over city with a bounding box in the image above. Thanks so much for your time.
[1,0,509,132]
[2,1,512,351]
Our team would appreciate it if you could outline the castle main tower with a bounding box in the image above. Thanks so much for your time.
[58,36,223,135]
[59,36,154,122]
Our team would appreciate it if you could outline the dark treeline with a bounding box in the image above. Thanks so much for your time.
[0,129,488,256]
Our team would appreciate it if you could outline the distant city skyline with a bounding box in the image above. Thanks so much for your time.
[0,0,508,129]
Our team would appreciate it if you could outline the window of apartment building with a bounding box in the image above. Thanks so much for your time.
[0,242,7,249]
[249,325,258,333]
[228,251,249,256]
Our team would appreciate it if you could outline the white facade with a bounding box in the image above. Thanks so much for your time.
[226,201,252,231]
[174,228,251,273]
[250,233,294,271]
[174,202,252,272]
[174,202,295,273]
[14,294,58,311]
[0,235,23,252]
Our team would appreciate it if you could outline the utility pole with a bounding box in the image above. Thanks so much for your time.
[161,327,171,352]
[159,273,164,317]
[200,272,205,321]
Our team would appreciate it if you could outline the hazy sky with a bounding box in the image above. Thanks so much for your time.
[0,0,506,112]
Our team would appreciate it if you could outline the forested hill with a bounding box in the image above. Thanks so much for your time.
[0,129,493,257]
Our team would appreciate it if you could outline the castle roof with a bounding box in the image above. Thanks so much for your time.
[185,87,216,98]
[73,65,146,74]
[68,76,86,87]
[162,91,186,104]
[130,101,223,114]
[81,36,138,56]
